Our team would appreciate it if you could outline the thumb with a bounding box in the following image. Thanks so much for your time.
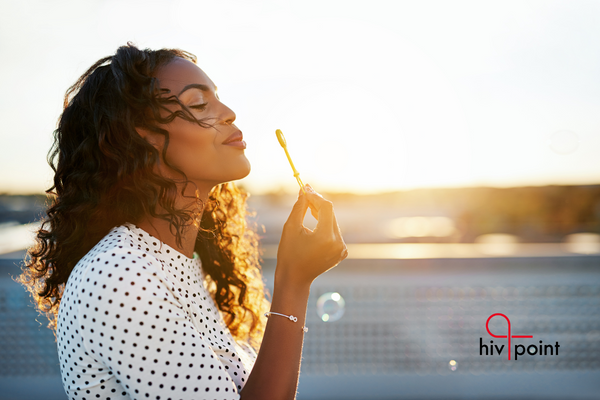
[285,190,309,227]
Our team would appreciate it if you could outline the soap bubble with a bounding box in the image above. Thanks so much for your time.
[547,130,579,155]
[449,360,458,371]
[316,292,345,322]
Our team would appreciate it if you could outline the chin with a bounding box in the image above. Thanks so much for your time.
[237,159,251,180]
[226,158,251,182]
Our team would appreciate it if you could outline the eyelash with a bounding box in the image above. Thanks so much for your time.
[189,103,208,111]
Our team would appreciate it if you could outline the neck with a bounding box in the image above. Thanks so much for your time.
[136,185,211,258]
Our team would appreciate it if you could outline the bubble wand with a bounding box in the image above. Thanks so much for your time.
[275,129,306,195]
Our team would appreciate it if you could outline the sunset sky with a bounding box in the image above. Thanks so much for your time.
[1,0,599,194]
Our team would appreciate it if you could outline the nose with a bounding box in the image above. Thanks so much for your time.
[219,101,236,125]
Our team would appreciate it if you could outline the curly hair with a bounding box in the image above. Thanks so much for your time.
[18,43,270,351]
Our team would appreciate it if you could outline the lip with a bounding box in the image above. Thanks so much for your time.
[223,140,247,149]
[222,131,243,145]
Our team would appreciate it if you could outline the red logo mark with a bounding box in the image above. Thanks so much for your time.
[486,313,533,360]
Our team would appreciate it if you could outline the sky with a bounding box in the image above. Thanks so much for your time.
[1,0,599,194]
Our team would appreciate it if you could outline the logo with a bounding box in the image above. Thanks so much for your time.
[480,313,560,360]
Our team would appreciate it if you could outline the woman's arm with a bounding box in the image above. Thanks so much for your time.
[239,279,310,400]
[240,186,347,400]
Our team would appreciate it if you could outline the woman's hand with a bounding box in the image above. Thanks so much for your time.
[275,184,348,288]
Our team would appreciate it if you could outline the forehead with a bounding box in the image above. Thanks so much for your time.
[155,57,215,95]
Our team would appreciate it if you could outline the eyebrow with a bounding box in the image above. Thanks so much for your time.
[178,83,217,96]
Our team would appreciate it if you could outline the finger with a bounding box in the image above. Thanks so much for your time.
[303,184,321,216]
[285,189,309,227]
[331,208,343,242]
[341,246,349,260]
[305,184,337,233]
[306,194,333,233]
[302,190,319,220]
[309,203,319,220]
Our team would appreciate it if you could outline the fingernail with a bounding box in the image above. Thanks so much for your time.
[305,184,315,193]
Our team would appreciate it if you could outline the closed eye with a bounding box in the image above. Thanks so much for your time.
[189,103,208,111]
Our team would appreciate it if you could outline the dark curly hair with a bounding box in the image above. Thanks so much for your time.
[18,43,270,350]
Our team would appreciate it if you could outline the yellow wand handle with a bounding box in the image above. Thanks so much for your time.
[275,129,306,194]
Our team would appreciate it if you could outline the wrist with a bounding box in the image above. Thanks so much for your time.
[274,268,312,293]
[272,271,311,306]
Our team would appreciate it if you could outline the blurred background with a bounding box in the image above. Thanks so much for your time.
[1,0,600,399]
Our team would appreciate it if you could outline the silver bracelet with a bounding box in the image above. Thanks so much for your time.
[264,311,309,333]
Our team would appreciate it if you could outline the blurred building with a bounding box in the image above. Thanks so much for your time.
[248,184,600,245]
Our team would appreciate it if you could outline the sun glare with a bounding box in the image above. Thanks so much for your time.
[238,18,473,194]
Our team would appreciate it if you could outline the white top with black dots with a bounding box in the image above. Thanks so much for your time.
[56,223,258,400]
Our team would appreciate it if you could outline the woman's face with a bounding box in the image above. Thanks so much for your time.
[148,57,250,190]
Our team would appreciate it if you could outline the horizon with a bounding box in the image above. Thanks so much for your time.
[2,181,600,197]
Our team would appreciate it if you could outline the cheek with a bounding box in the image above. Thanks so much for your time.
[165,123,217,170]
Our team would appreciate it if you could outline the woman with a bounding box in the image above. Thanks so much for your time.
[20,43,347,400]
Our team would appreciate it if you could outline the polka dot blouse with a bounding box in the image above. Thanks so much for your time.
[56,223,257,400]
